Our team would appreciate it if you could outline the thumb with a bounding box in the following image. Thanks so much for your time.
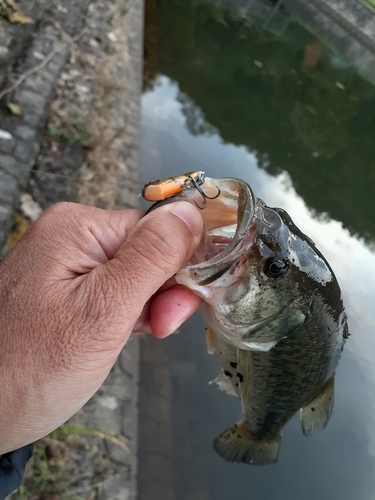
[99,201,203,325]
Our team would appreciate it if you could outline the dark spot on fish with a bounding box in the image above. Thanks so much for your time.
[311,407,315,412]
[230,362,237,368]
[224,370,232,377]
[237,372,244,383]
[236,383,239,387]
[237,434,241,438]
[229,267,236,275]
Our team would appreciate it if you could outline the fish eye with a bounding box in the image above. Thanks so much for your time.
[263,257,288,279]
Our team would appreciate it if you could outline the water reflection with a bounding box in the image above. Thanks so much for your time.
[140,2,375,498]
[140,76,375,499]
[145,0,375,244]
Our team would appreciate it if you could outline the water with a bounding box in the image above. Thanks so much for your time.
[139,1,375,499]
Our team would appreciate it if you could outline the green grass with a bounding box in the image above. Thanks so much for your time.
[46,121,91,146]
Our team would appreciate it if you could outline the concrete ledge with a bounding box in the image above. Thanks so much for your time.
[285,0,375,83]
[0,0,88,253]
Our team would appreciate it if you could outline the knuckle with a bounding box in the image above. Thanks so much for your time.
[36,202,78,237]
[43,201,75,220]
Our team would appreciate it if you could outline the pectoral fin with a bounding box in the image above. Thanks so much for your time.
[209,372,239,397]
[237,348,253,413]
[206,325,215,355]
[300,376,335,436]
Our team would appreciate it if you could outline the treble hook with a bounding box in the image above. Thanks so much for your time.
[187,175,221,210]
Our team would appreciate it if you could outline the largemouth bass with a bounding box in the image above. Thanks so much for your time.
[146,176,348,465]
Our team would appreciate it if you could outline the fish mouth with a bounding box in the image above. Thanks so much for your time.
[147,177,256,284]
[182,177,256,284]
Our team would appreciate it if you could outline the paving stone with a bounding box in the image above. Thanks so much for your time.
[16,90,46,110]
[0,204,12,231]
[21,106,47,128]
[0,136,16,154]
[14,140,39,163]
[0,0,42,88]
[22,77,54,95]
[13,125,35,141]
[0,154,18,180]
[0,170,17,204]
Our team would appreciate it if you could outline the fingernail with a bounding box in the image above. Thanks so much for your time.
[170,202,203,237]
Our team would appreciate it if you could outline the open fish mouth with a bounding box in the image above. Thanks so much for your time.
[147,177,257,282]
[180,177,256,285]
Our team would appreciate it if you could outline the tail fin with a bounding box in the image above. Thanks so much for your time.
[213,421,281,465]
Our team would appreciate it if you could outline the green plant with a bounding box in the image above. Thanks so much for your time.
[360,0,375,9]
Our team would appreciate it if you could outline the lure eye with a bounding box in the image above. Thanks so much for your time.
[263,257,288,279]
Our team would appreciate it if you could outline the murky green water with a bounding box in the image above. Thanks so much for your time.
[139,1,375,499]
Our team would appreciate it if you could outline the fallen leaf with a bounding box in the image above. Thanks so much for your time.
[7,102,22,115]
[6,214,30,252]
[9,11,34,24]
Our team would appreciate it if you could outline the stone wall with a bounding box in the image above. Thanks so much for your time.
[1,0,144,498]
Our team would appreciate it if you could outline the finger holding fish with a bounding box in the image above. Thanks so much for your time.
[131,285,202,337]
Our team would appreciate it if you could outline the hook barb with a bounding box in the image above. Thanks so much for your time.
[188,176,221,210]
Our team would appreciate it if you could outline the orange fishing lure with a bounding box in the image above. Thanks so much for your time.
[142,171,205,202]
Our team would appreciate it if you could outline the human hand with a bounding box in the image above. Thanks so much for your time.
[0,201,203,453]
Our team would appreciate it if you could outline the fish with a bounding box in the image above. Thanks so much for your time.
[145,176,349,466]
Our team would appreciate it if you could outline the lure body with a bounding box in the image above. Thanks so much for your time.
[142,171,205,201]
